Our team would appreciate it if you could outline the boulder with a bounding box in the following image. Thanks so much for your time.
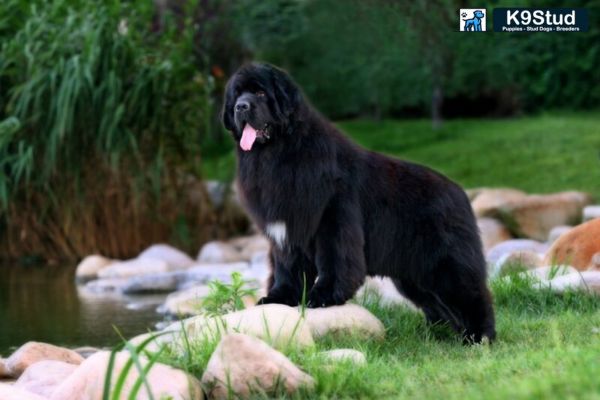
[138,244,194,270]
[544,219,600,270]
[494,250,543,277]
[471,188,527,217]
[49,351,203,400]
[477,218,512,253]
[230,235,271,260]
[527,265,578,281]
[75,255,113,282]
[164,304,314,351]
[84,278,130,293]
[15,360,77,398]
[160,285,212,316]
[98,257,170,279]
[0,384,47,400]
[583,205,600,221]
[201,333,314,399]
[0,358,9,377]
[487,239,548,266]
[591,253,600,270]
[320,349,366,365]
[539,271,600,295]
[304,304,385,340]
[355,277,417,309]
[483,191,592,241]
[547,225,572,244]
[6,342,84,378]
[197,241,245,263]
[121,271,183,294]
[184,262,250,285]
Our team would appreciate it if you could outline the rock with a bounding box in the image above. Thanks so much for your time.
[202,333,314,399]
[197,241,245,263]
[539,271,600,295]
[471,188,527,217]
[486,239,548,266]
[138,244,194,270]
[0,358,9,377]
[591,253,600,270]
[583,205,600,221]
[304,304,385,340]
[6,342,84,378]
[205,180,228,207]
[320,349,366,365]
[160,285,212,316]
[165,304,314,350]
[527,265,578,281]
[355,277,417,309]
[71,347,100,359]
[0,384,47,400]
[547,225,572,244]
[15,360,77,398]
[84,278,130,293]
[231,235,271,260]
[75,255,113,282]
[544,219,600,270]
[484,191,592,241]
[184,262,250,285]
[121,271,183,294]
[98,257,170,279]
[49,351,203,400]
[495,250,543,277]
[477,218,512,253]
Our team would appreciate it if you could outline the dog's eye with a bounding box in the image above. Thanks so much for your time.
[255,91,266,97]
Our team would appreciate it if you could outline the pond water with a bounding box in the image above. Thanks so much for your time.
[0,265,168,356]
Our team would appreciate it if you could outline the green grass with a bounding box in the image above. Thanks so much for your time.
[143,274,600,400]
[202,112,600,199]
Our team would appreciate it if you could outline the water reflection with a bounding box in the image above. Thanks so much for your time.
[0,265,166,355]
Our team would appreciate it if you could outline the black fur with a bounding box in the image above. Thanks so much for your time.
[222,63,496,343]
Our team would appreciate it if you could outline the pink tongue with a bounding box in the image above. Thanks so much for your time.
[240,124,257,151]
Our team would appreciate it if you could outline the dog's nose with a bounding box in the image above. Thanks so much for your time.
[235,100,250,112]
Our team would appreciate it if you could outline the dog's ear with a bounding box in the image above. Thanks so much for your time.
[221,78,236,133]
[271,67,302,131]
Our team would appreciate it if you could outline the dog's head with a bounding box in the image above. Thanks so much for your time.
[474,10,485,18]
[222,63,302,152]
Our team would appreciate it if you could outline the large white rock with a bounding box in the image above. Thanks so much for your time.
[201,333,314,399]
[539,271,600,295]
[164,304,314,351]
[304,304,385,340]
[98,257,170,279]
[138,244,194,270]
[471,188,527,217]
[75,255,113,282]
[493,250,543,277]
[15,360,77,398]
[230,235,271,260]
[160,285,212,316]
[121,271,183,294]
[477,218,512,253]
[583,205,600,221]
[319,349,366,366]
[547,225,572,244]
[0,384,47,400]
[84,278,130,293]
[6,342,84,378]
[486,239,548,265]
[49,351,203,400]
[527,265,578,281]
[184,262,250,284]
[197,241,245,263]
[355,277,417,309]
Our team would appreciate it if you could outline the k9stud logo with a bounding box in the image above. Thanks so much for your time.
[460,9,486,32]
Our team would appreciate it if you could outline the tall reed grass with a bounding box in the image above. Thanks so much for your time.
[0,0,235,261]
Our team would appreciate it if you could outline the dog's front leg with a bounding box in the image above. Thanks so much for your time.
[258,245,316,307]
[307,198,367,307]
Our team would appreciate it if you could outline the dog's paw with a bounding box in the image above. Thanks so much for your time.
[306,287,345,308]
[257,294,298,307]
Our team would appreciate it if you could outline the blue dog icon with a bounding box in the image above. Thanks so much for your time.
[463,10,485,31]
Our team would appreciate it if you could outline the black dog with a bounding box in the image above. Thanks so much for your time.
[222,63,496,343]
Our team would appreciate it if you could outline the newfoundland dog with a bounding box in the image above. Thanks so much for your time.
[222,63,496,343]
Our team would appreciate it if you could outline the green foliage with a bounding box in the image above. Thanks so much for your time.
[201,272,258,316]
[230,0,600,118]
[202,113,600,200]
[0,0,209,207]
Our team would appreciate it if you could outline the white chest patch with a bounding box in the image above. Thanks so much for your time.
[266,221,287,248]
